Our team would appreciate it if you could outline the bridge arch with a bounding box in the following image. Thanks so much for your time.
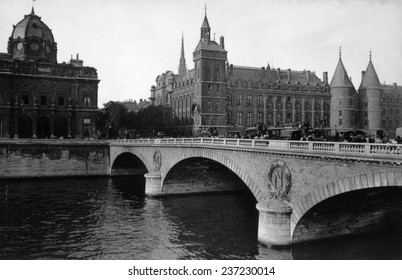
[161,149,266,201]
[110,151,150,176]
[291,170,402,240]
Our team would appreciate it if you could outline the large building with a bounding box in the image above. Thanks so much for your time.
[0,8,100,139]
[151,10,402,138]
[330,51,402,137]
[151,11,331,137]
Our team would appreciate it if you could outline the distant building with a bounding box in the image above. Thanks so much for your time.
[0,8,100,139]
[121,99,151,113]
[150,10,331,136]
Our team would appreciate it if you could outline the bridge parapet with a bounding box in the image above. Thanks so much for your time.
[110,138,402,163]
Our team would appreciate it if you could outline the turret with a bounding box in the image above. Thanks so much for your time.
[329,47,358,134]
[358,51,383,135]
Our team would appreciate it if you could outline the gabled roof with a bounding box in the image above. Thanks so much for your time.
[330,58,354,88]
[359,59,381,90]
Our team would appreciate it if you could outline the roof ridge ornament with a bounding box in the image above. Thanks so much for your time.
[339,46,342,60]
[31,0,36,15]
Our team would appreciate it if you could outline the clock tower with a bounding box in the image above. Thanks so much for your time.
[192,10,228,135]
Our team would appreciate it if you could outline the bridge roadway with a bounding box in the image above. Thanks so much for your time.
[110,138,402,246]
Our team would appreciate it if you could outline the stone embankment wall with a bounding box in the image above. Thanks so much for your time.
[0,140,110,179]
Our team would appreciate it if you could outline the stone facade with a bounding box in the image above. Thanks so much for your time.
[151,11,331,136]
[0,139,110,178]
[0,8,99,139]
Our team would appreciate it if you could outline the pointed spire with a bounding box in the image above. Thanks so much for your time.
[200,5,211,42]
[178,32,187,75]
[359,52,381,89]
[330,48,354,88]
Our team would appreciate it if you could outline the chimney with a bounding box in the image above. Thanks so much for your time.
[306,70,310,84]
[323,72,328,84]
[220,36,225,49]
[276,68,280,80]
[287,69,291,81]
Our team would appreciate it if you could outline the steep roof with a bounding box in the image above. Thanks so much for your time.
[194,40,226,53]
[201,15,210,29]
[359,59,381,90]
[330,58,354,88]
[227,66,324,86]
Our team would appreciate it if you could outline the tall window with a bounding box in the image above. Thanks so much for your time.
[276,113,281,125]
[257,95,262,107]
[247,112,253,124]
[237,94,243,106]
[84,97,90,107]
[286,113,291,124]
[227,93,232,106]
[247,94,252,106]
[257,112,263,123]
[267,114,272,126]
[236,112,242,125]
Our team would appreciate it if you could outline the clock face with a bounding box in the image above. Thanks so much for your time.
[16,42,23,51]
[30,42,40,51]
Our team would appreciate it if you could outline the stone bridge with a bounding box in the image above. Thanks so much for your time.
[109,138,402,246]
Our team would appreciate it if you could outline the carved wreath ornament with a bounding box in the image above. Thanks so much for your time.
[268,160,291,200]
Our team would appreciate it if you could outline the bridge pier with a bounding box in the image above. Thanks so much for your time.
[256,199,292,246]
[144,172,162,196]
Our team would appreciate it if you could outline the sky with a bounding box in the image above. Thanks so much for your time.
[0,0,401,108]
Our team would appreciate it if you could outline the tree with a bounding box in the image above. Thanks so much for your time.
[135,105,179,137]
[97,101,128,139]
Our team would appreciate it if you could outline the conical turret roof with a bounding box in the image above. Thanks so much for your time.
[201,15,210,29]
[359,59,381,90]
[330,58,354,88]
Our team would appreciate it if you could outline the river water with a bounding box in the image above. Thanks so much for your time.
[0,176,401,260]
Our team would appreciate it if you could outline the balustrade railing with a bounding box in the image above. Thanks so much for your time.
[109,138,402,159]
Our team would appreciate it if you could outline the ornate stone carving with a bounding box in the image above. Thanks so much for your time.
[268,159,291,200]
[153,149,162,172]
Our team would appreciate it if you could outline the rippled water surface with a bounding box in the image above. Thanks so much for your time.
[0,177,401,260]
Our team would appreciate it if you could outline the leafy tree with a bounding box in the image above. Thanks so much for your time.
[97,101,128,139]
[97,103,179,138]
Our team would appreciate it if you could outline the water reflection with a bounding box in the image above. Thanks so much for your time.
[0,176,401,259]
